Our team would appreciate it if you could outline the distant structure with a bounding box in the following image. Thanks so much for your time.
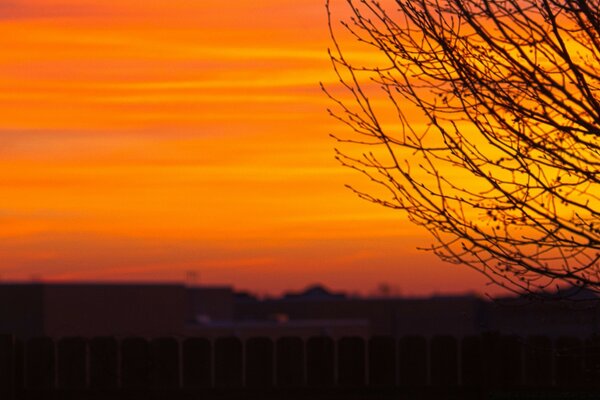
[187,285,234,323]
[185,270,199,286]
[282,284,346,300]
[0,283,185,337]
[0,282,597,338]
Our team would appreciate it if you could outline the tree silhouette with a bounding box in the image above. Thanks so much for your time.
[324,0,600,296]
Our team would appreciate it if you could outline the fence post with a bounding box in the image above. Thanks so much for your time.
[182,337,211,389]
[57,337,87,390]
[368,336,396,387]
[337,336,365,387]
[0,335,15,400]
[245,337,274,389]
[275,337,304,387]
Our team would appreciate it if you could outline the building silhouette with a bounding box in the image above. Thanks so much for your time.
[0,282,598,338]
[0,283,184,337]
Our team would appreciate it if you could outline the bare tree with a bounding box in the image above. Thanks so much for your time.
[324,0,600,297]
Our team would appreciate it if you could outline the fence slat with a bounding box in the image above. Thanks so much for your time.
[556,336,583,388]
[430,335,458,387]
[584,335,600,388]
[338,337,365,387]
[151,337,179,389]
[121,337,150,389]
[214,337,242,388]
[461,335,482,387]
[245,337,274,388]
[368,336,396,387]
[306,336,334,387]
[57,337,87,389]
[276,337,304,387]
[25,337,55,390]
[182,338,211,388]
[89,337,118,389]
[524,335,552,387]
[398,335,427,386]
[481,333,503,388]
[0,335,15,400]
[499,335,523,387]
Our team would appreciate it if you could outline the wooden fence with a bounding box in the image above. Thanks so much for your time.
[1,333,600,399]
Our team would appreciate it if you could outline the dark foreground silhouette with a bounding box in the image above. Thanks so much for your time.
[2,333,600,400]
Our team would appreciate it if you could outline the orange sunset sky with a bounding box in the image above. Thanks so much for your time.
[0,0,501,296]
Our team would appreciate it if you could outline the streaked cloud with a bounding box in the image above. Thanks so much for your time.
[0,0,492,295]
